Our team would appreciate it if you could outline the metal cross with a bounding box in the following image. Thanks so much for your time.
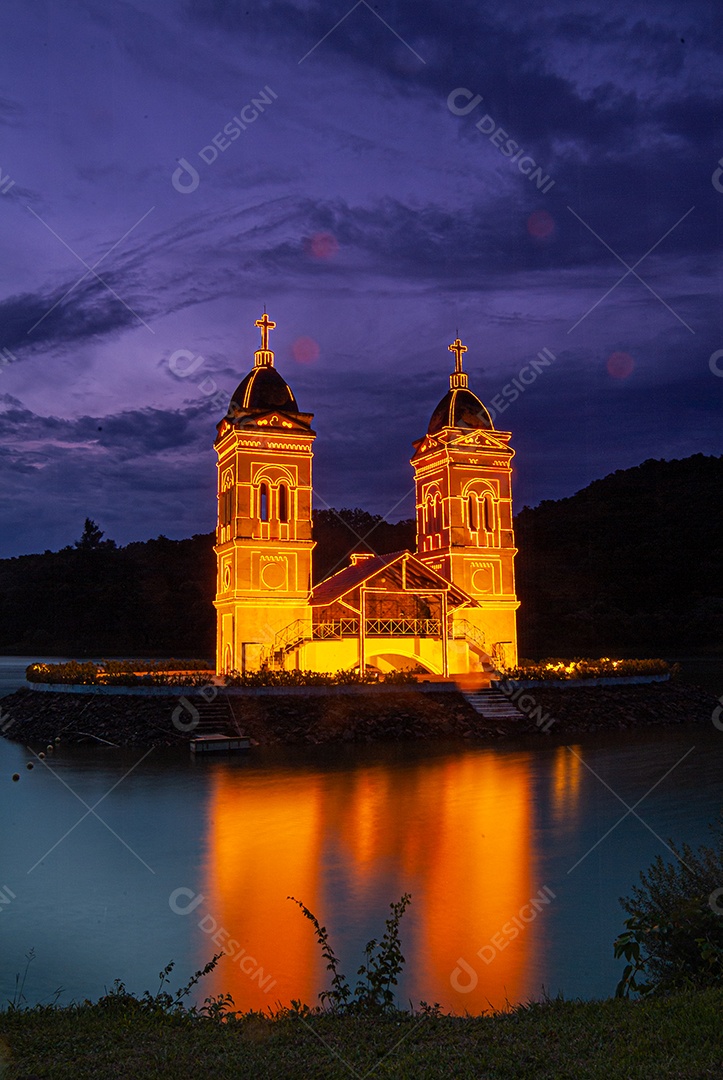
[448,337,467,372]
[255,312,276,350]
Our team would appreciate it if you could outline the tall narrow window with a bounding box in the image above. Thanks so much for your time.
[278,483,289,523]
[220,485,233,526]
[434,495,442,534]
[468,494,477,531]
[259,482,269,522]
[483,494,495,532]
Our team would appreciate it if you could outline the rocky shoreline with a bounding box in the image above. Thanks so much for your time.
[0,681,717,748]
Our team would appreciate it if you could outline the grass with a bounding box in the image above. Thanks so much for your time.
[1,989,722,1079]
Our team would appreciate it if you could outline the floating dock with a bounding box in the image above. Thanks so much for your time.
[190,734,250,754]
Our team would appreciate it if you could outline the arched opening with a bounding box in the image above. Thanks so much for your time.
[425,497,434,534]
[259,482,269,522]
[223,487,234,525]
[468,493,477,531]
[367,653,438,675]
[433,494,442,537]
[278,483,289,523]
[483,493,495,532]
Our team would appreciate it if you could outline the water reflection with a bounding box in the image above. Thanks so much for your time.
[551,744,583,820]
[201,747,566,1013]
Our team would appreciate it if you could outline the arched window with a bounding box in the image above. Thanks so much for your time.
[259,482,269,522]
[468,494,477,531]
[278,483,289,523]
[220,472,234,527]
[483,493,495,532]
[433,494,442,534]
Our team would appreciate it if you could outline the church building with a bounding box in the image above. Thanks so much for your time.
[213,313,519,677]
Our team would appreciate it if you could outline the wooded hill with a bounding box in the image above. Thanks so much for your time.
[0,510,414,658]
[0,454,720,659]
[515,453,723,657]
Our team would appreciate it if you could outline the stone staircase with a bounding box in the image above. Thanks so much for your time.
[190,698,238,737]
[462,686,524,722]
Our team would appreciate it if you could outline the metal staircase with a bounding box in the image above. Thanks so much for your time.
[449,619,496,672]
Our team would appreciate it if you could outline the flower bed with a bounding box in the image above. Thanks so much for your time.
[503,657,677,682]
[223,668,418,687]
[26,659,214,686]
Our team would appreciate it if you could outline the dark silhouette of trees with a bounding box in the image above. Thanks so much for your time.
[0,454,720,658]
[312,509,415,583]
[74,518,117,551]
[515,454,723,657]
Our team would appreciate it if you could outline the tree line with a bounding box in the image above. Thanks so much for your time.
[0,454,720,658]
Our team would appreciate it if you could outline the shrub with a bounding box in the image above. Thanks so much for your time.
[223,668,418,688]
[504,657,675,681]
[26,659,213,686]
[26,661,100,684]
[288,893,412,1014]
[614,816,723,997]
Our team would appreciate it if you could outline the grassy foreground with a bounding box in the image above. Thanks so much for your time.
[1,990,722,1079]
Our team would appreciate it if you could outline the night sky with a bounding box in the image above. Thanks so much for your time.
[1,0,721,557]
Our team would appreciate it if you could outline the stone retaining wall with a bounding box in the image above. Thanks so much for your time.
[0,680,715,749]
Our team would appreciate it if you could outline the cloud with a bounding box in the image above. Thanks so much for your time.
[0,94,23,125]
[0,282,143,358]
[0,395,219,555]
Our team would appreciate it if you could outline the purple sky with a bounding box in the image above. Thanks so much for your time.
[0,0,721,557]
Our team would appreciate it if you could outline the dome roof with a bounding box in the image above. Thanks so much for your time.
[224,312,303,421]
[425,388,492,434]
[427,387,493,434]
[426,338,493,434]
[231,365,298,414]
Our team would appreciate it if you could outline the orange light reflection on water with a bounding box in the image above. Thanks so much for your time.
[552,745,583,821]
[199,748,574,1014]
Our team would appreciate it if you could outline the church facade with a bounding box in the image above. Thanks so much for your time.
[213,314,519,677]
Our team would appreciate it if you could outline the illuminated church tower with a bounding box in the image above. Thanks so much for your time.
[411,338,519,668]
[214,313,315,673]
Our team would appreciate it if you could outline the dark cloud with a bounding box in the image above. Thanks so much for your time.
[0,94,22,125]
[0,282,146,357]
[0,0,719,556]
[0,397,218,556]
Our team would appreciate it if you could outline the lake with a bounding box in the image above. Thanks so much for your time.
[1,656,721,1014]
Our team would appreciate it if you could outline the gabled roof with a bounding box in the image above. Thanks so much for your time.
[311,552,402,605]
[311,550,475,609]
